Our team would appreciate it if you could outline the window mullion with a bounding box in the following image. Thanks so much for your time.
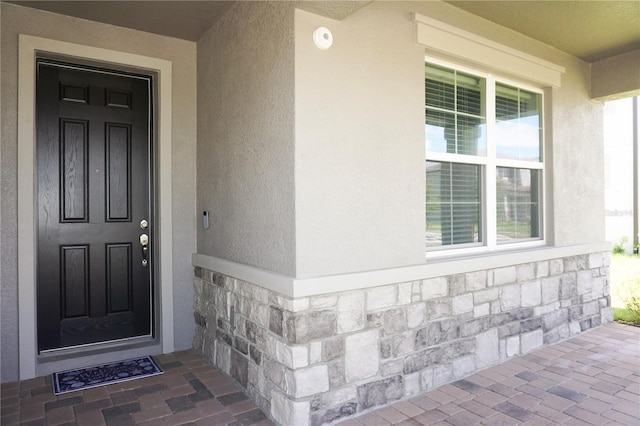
[486,76,497,248]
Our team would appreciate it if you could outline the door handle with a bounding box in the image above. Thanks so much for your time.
[140,233,149,267]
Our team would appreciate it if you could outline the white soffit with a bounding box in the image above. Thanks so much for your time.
[413,13,565,88]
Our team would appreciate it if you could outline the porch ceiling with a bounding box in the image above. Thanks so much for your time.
[6,0,640,63]
[444,0,640,62]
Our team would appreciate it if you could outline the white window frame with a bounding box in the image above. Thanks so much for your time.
[425,56,546,259]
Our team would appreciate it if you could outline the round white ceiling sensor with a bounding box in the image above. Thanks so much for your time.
[313,27,333,50]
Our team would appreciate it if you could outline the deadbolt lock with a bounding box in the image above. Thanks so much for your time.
[140,219,148,229]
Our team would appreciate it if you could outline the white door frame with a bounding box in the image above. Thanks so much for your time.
[17,34,174,379]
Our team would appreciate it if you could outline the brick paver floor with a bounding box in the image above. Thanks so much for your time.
[1,322,638,425]
[340,322,640,425]
[0,350,273,426]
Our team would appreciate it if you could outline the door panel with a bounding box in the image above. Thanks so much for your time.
[36,60,153,352]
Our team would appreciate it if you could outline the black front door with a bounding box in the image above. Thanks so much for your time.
[36,60,154,352]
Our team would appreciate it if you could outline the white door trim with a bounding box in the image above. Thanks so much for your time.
[17,34,174,379]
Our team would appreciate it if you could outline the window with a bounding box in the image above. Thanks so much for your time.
[425,61,543,251]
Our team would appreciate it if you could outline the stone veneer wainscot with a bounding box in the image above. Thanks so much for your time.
[193,252,612,425]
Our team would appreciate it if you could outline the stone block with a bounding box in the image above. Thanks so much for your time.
[549,259,564,275]
[542,308,567,331]
[474,303,490,318]
[322,336,344,362]
[498,323,520,338]
[231,349,248,387]
[500,284,521,311]
[560,273,577,299]
[448,274,466,296]
[441,338,476,362]
[427,319,459,345]
[414,327,428,350]
[345,329,379,381]
[506,335,520,357]
[421,277,448,299]
[309,341,322,364]
[403,347,442,374]
[311,387,357,412]
[517,263,536,282]
[520,318,543,332]
[310,294,337,309]
[466,270,487,291]
[382,308,407,335]
[249,345,262,366]
[601,307,613,323]
[337,292,365,333]
[564,257,579,272]
[494,266,517,286]
[285,310,336,344]
[407,303,426,328]
[328,359,345,388]
[426,298,451,319]
[250,303,269,327]
[521,329,543,353]
[433,364,453,387]
[568,321,581,336]
[390,331,415,357]
[194,311,207,328]
[521,280,541,307]
[536,261,550,278]
[534,302,559,316]
[292,365,329,398]
[215,342,231,375]
[234,336,249,355]
[589,253,604,269]
[271,389,310,426]
[591,276,605,299]
[275,340,308,369]
[543,324,569,344]
[265,358,285,388]
[420,368,434,391]
[381,359,404,376]
[357,376,404,410]
[459,318,489,338]
[577,271,593,295]
[453,293,474,315]
[474,287,499,304]
[583,300,599,316]
[475,329,499,368]
[404,372,421,396]
[398,282,412,304]
[453,355,476,379]
[367,285,397,311]
[541,276,560,304]
[310,402,357,426]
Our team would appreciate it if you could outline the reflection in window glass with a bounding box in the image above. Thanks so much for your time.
[426,161,482,247]
[496,84,542,161]
[496,167,540,241]
[425,64,486,156]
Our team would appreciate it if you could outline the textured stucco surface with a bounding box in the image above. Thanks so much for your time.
[591,49,640,100]
[197,1,296,276]
[0,2,197,381]
[294,5,425,277]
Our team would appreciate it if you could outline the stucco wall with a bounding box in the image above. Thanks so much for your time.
[0,3,197,382]
[292,1,605,278]
[196,1,297,277]
[591,49,640,100]
[294,7,426,278]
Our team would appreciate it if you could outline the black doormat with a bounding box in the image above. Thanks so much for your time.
[52,355,163,395]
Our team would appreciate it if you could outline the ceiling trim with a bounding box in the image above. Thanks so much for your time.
[413,13,565,88]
